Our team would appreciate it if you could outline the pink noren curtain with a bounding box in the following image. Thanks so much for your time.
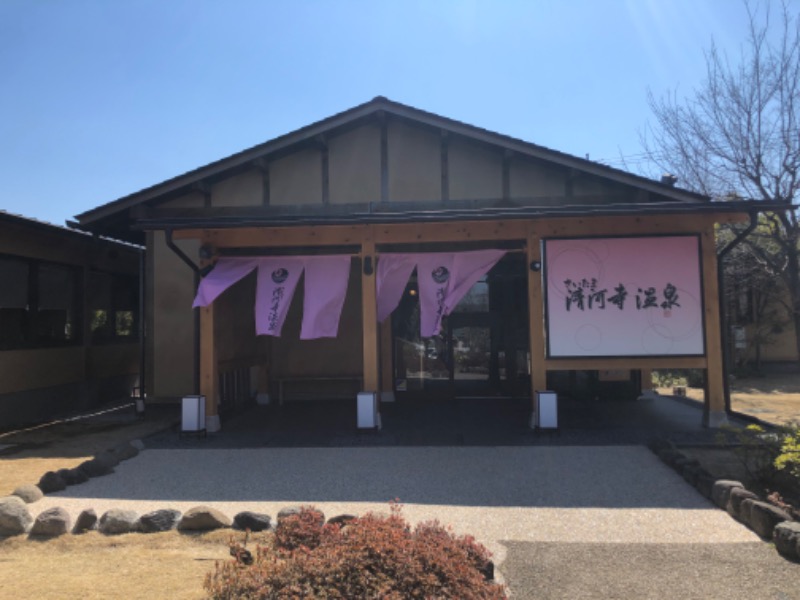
[254,257,306,337]
[376,254,417,323]
[301,255,351,339]
[192,258,260,308]
[376,250,506,337]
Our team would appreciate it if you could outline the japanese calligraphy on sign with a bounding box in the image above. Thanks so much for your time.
[544,236,704,357]
[563,279,681,313]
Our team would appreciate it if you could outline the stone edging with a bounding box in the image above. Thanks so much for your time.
[0,440,497,583]
[649,439,800,562]
[0,440,365,541]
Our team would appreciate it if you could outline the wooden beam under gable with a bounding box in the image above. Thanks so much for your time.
[379,112,389,203]
[175,219,530,248]
[531,213,745,238]
[252,158,270,206]
[440,130,449,202]
[193,182,212,209]
[172,212,746,250]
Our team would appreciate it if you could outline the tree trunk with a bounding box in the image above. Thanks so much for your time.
[786,246,800,369]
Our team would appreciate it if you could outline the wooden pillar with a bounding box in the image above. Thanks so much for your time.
[701,226,728,427]
[640,369,653,392]
[361,237,379,392]
[526,229,547,419]
[256,362,270,405]
[379,317,395,401]
[200,303,220,432]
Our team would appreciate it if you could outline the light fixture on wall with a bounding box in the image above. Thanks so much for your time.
[199,244,216,260]
[529,261,541,272]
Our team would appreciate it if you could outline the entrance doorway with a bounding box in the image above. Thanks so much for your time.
[391,254,529,400]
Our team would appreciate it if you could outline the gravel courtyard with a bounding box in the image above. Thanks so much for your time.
[35,446,767,583]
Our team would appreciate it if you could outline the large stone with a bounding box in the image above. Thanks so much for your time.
[178,506,231,531]
[773,521,800,560]
[657,448,680,466]
[73,509,98,533]
[130,439,146,451]
[69,468,89,485]
[38,471,67,494]
[12,484,43,504]
[327,514,357,528]
[726,487,759,521]
[0,496,33,536]
[694,472,715,500]
[277,506,325,527]
[108,443,139,462]
[648,438,672,454]
[97,451,121,468]
[277,506,302,523]
[673,455,699,469]
[78,456,115,478]
[139,509,182,533]
[681,464,701,487]
[233,511,272,532]
[30,507,71,537]
[711,480,743,509]
[740,498,757,524]
[99,509,139,535]
[57,468,88,486]
[746,500,792,540]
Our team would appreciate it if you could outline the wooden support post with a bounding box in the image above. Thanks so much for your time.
[701,226,728,427]
[379,316,395,402]
[640,368,653,392]
[256,361,270,405]
[361,237,379,393]
[527,229,547,424]
[199,303,220,432]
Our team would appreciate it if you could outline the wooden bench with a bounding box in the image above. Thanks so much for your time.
[277,376,363,405]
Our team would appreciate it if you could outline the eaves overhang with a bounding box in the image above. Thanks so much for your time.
[131,199,787,233]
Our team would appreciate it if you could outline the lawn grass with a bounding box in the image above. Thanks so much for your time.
[657,372,800,426]
[0,530,232,600]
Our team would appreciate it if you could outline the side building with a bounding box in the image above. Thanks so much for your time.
[0,211,141,429]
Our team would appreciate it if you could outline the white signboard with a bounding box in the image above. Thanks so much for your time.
[544,236,705,357]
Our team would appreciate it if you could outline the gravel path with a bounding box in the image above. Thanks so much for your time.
[36,445,758,566]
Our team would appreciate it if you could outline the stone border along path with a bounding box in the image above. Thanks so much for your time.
[651,438,800,561]
[1,441,770,572]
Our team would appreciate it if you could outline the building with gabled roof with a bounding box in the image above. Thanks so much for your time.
[74,97,779,432]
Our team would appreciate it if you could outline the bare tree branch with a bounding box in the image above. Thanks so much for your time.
[643,0,800,365]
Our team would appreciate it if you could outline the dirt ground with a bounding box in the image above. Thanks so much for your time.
[0,529,233,600]
[0,413,175,497]
[0,410,233,600]
[657,372,800,426]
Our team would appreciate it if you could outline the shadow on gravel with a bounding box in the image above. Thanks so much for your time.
[49,445,719,508]
[144,393,734,451]
[499,541,800,600]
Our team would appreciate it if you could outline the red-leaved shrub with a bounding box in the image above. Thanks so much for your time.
[205,504,506,599]
[273,506,325,552]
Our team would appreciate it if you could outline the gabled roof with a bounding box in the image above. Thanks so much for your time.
[75,96,708,238]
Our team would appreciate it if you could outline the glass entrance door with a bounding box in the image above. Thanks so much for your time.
[449,314,493,397]
[391,254,530,399]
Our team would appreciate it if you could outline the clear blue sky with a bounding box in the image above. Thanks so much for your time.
[0,0,791,226]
